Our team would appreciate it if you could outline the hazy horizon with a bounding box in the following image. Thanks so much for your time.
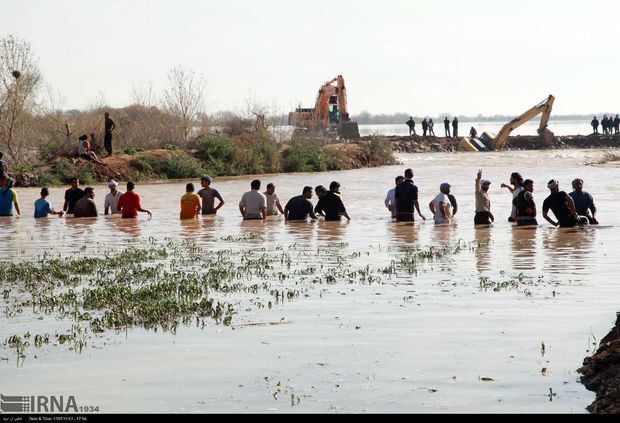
[3,0,619,116]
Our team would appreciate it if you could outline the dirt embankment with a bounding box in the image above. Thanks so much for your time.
[11,142,395,188]
[373,134,620,153]
[579,312,620,414]
[12,149,180,187]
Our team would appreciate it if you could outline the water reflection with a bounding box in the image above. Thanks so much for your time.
[109,216,142,238]
[430,223,456,246]
[284,220,315,244]
[474,227,492,273]
[542,227,596,274]
[316,220,348,242]
[388,221,418,246]
[511,226,538,271]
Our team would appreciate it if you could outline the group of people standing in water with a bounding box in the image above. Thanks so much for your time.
[384,168,598,228]
[0,167,599,228]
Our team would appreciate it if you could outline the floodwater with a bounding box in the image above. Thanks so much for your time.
[1,149,619,413]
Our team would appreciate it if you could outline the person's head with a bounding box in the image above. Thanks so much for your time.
[395,175,405,186]
[481,179,491,192]
[200,175,212,188]
[440,182,451,195]
[84,187,95,198]
[127,181,135,192]
[78,134,88,141]
[409,116,413,120]
[0,152,3,159]
[40,187,49,198]
[302,185,313,199]
[523,179,534,193]
[404,168,414,179]
[547,179,559,192]
[186,183,194,192]
[510,172,523,187]
[315,185,326,198]
[250,179,261,190]
[329,181,340,192]
[572,178,584,192]
[69,177,79,189]
[108,179,118,193]
[105,112,109,118]
[266,183,275,194]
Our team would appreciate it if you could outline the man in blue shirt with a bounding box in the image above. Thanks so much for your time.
[569,178,598,224]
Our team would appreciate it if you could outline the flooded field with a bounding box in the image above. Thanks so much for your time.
[1,149,619,413]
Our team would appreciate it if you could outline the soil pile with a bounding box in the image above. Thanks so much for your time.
[579,312,620,414]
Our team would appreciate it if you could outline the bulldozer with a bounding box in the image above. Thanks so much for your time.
[459,95,555,152]
[288,75,360,140]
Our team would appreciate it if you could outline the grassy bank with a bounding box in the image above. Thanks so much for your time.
[11,134,398,187]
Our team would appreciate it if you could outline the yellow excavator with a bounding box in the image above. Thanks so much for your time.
[459,95,555,152]
[288,75,360,140]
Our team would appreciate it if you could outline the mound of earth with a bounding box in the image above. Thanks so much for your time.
[579,312,620,413]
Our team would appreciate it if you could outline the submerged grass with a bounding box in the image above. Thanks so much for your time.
[1,237,482,365]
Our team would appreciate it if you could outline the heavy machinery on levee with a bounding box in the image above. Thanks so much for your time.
[288,75,360,140]
[459,94,555,152]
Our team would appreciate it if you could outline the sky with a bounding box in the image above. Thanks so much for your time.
[2,0,620,116]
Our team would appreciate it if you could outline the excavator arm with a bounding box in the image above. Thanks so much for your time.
[491,95,555,150]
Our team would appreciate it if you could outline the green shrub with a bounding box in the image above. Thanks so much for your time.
[162,144,180,151]
[364,135,398,165]
[283,139,327,172]
[38,136,74,162]
[130,153,204,179]
[196,135,238,176]
[121,147,144,155]
[36,172,61,187]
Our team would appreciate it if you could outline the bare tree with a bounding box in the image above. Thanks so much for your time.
[0,35,42,162]
[131,81,156,107]
[162,65,206,145]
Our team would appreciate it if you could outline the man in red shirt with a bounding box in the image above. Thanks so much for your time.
[117,181,152,219]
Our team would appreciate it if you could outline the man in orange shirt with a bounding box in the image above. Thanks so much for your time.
[180,183,201,219]
[117,181,152,219]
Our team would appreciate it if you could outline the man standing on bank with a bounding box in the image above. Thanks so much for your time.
[104,112,116,156]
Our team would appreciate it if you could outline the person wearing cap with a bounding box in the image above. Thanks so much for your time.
[569,178,598,224]
[429,182,453,224]
[315,181,350,221]
[197,175,224,215]
[180,183,201,220]
[264,183,284,216]
[513,179,537,226]
[104,179,123,215]
[385,175,405,219]
[34,187,64,218]
[474,169,494,225]
[501,172,524,222]
[394,168,426,222]
[542,179,586,227]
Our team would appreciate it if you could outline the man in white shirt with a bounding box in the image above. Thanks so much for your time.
[264,183,284,216]
[385,175,405,219]
[429,182,453,224]
[239,179,267,220]
[104,179,123,214]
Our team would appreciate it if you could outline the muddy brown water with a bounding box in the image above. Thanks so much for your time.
[1,149,619,412]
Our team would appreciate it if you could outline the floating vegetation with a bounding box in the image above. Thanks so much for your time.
[0,237,491,365]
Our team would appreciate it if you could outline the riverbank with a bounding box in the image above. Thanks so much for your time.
[10,138,397,188]
[380,134,620,153]
[580,312,620,414]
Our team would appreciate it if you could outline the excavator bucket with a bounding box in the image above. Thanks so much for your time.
[338,121,360,140]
